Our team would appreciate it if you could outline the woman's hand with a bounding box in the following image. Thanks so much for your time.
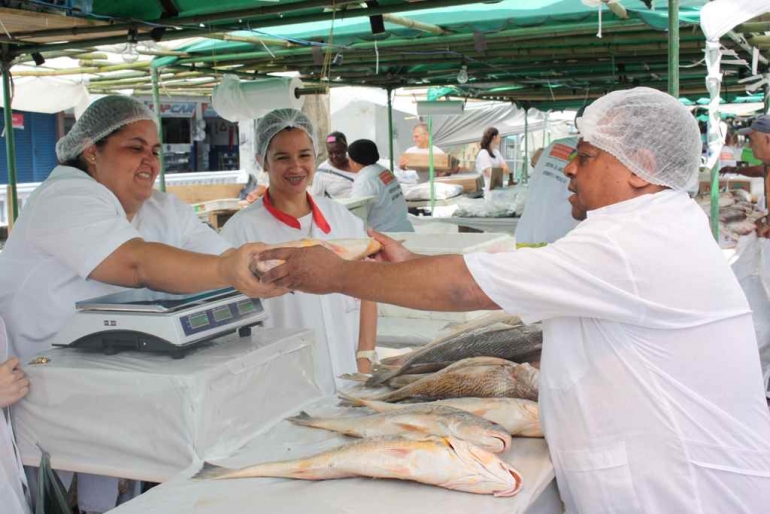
[368,228,417,263]
[218,243,292,298]
[0,358,30,408]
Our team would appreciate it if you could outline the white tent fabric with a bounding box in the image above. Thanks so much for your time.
[0,77,89,115]
[701,0,770,172]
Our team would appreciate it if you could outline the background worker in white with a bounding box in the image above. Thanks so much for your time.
[221,109,378,392]
[311,131,357,199]
[258,87,770,513]
[0,96,285,513]
[1,318,31,514]
[514,136,580,245]
[474,127,510,193]
[348,139,414,233]
[396,122,457,183]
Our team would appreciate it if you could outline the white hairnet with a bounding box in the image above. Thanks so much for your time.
[255,108,316,163]
[56,95,157,162]
[576,87,701,190]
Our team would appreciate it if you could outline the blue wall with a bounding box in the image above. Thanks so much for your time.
[0,109,58,184]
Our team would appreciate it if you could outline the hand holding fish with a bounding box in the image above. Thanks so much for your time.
[0,358,30,408]
[260,244,348,294]
[367,228,417,263]
[220,243,291,299]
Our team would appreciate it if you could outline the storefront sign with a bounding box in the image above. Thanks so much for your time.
[144,101,197,118]
[11,113,23,129]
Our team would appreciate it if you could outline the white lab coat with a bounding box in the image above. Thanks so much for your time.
[515,138,580,245]
[0,165,231,364]
[351,164,413,233]
[474,148,506,193]
[0,318,32,514]
[221,193,366,393]
[466,190,770,513]
[0,165,230,512]
[311,160,357,199]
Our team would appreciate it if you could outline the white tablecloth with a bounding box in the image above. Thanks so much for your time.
[111,395,559,514]
[14,328,322,482]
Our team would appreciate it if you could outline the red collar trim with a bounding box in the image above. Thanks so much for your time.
[263,190,331,234]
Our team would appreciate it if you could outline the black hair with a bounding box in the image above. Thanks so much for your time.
[60,127,121,173]
[480,127,499,153]
[348,139,380,166]
[327,131,347,144]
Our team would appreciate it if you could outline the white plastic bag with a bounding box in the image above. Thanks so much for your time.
[731,233,770,395]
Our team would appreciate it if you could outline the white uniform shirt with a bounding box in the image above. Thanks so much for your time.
[221,193,366,393]
[466,190,770,513]
[310,160,357,199]
[474,148,506,192]
[515,138,580,244]
[351,164,414,233]
[0,319,31,514]
[0,165,231,363]
[399,146,446,184]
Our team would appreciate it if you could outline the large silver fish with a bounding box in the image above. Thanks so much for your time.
[193,435,523,497]
[368,319,542,386]
[287,404,512,453]
[359,357,539,403]
[338,393,542,438]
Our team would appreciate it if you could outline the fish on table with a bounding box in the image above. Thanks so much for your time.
[193,435,523,497]
[357,357,540,403]
[287,404,512,453]
[368,320,542,387]
[338,393,543,438]
[251,238,381,275]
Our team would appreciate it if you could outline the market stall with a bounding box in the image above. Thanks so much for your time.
[108,395,560,514]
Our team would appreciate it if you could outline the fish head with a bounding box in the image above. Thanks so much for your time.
[447,418,511,454]
[442,436,522,497]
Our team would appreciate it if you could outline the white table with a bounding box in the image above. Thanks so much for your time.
[14,328,322,482]
[111,395,560,514]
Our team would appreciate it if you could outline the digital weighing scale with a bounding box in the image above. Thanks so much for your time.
[53,288,267,358]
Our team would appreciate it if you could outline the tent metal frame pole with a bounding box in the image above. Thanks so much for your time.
[2,58,18,222]
[428,117,435,212]
[668,0,680,97]
[387,87,394,174]
[151,68,166,192]
[521,109,529,183]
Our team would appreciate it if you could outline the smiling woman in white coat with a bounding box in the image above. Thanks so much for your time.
[0,95,286,513]
[221,109,378,393]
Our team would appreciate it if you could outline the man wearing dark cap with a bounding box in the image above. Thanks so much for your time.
[738,115,770,237]
[348,139,414,232]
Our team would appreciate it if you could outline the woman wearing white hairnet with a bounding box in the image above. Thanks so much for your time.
[0,95,284,512]
[258,88,770,513]
[221,109,377,393]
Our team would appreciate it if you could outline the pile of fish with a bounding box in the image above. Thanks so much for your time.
[696,190,763,247]
[193,313,542,498]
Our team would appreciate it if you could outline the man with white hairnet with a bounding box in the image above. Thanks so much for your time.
[256,87,770,512]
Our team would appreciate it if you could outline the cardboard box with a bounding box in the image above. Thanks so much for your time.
[403,152,460,172]
[434,173,484,193]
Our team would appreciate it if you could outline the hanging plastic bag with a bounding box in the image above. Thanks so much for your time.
[731,233,770,394]
[35,448,72,514]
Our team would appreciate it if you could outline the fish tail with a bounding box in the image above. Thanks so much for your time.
[192,462,233,480]
[337,391,368,407]
[286,411,315,427]
[365,369,399,386]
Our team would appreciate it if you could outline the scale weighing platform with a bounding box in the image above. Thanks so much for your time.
[53,288,267,358]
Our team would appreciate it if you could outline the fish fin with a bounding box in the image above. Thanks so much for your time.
[393,422,430,434]
[385,448,413,458]
[286,411,315,427]
[365,369,398,387]
[339,372,369,383]
[192,462,231,480]
[337,392,367,407]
